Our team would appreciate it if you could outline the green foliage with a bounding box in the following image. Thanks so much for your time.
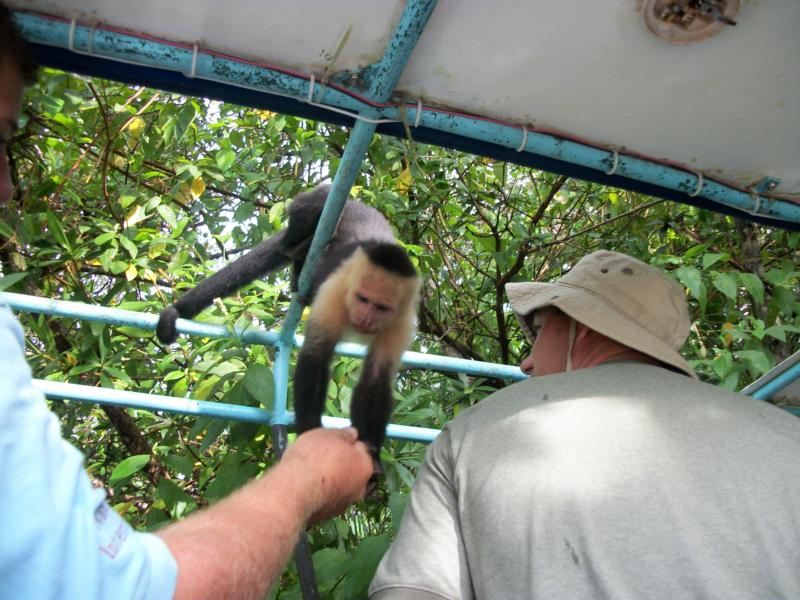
[4,68,799,597]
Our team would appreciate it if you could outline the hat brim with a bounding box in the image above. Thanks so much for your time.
[506,281,696,378]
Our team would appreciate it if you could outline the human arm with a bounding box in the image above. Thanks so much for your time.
[368,428,473,600]
[158,426,373,600]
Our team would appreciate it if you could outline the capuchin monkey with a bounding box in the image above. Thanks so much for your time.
[156,185,420,480]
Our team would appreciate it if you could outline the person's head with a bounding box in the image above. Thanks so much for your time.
[0,3,37,205]
[507,250,696,378]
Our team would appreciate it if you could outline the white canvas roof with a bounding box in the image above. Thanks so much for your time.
[10,0,800,200]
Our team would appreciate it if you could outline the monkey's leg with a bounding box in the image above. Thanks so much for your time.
[293,333,337,435]
[157,232,289,343]
[350,354,395,491]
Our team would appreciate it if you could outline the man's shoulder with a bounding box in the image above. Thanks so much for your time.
[449,361,798,436]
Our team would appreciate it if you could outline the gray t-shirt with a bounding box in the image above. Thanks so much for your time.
[370,363,800,600]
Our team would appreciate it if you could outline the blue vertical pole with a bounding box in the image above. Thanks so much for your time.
[270,3,437,598]
[275,0,438,395]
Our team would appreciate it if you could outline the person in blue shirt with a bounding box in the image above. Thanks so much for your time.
[0,6,373,599]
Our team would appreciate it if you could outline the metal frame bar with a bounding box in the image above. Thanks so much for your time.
[1,292,525,381]
[7,286,798,424]
[12,10,800,231]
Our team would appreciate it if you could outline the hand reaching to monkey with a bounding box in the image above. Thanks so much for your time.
[282,426,374,525]
[159,426,373,600]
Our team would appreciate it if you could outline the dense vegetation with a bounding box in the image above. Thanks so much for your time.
[3,69,799,598]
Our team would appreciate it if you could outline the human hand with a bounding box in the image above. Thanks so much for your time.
[282,427,373,525]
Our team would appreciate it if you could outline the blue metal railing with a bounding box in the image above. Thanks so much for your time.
[12,10,800,229]
[3,290,520,444]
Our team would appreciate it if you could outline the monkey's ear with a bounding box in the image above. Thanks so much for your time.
[156,305,181,344]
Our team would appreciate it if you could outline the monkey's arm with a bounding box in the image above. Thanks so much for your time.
[293,323,338,435]
[350,319,414,466]
[157,232,290,344]
[350,351,395,454]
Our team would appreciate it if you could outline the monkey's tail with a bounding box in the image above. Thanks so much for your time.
[156,232,290,344]
[156,306,182,344]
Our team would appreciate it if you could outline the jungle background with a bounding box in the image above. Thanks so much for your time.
[3,69,800,598]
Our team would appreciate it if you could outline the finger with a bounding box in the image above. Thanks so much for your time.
[353,439,371,456]
[340,427,359,443]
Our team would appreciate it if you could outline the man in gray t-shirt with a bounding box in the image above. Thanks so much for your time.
[370,250,800,600]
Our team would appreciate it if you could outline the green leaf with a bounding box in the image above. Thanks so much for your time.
[268,201,285,226]
[205,453,259,500]
[93,231,116,246]
[710,350,733,380]
[215,148,236,171]
[167,250,189,273]
[210,361,243,378]
[109,454,150,484]
[735,349,771,377]
[119,194,137,209]
[242,364,275,410]
[675,266,706,312]
[195,374,222,401]
[174,103,198,143]
[770,287,796,316]
[119,235,138,259]
[46,211,70,250]
[340,535,391,599]
[198,419,227,453]
[229,421,260,450]
[31,177,58,198]
[334,517,349,540]
[711,272,737,301]
[738,272,765,306]
[162,370,185,382]
[164,455,195,478]
[684,244,706,260]
[702,253,727,269]
[116,301,151,310]
[157,204,178,228]
[157,479,193,517]
[312,548,349,592]
[0,221,14,238]
[764,325,787,342]
[0,272,28,291]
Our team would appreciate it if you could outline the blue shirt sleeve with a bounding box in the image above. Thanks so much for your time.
[0,301,178,599]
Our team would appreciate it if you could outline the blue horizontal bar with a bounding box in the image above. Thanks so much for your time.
[2,292,525,380]
[400,108,800,226]
[1,291,281,346]
[747,361,800,403]
[13,11,800,229]
[35,378,274,423]
[34,379,440,442]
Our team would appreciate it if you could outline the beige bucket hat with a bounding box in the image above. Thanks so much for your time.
[505,250,696,378]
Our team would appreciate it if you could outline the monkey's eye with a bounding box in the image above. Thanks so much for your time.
[356,293,369,304]
[375,304,390,313]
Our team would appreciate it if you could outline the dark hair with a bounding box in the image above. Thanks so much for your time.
[364,242,417,278]
[0,3,38,85]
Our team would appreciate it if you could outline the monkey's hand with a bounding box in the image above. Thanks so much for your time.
[156,305,181,344]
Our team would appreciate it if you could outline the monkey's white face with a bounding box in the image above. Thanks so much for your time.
[345,268,403,336]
